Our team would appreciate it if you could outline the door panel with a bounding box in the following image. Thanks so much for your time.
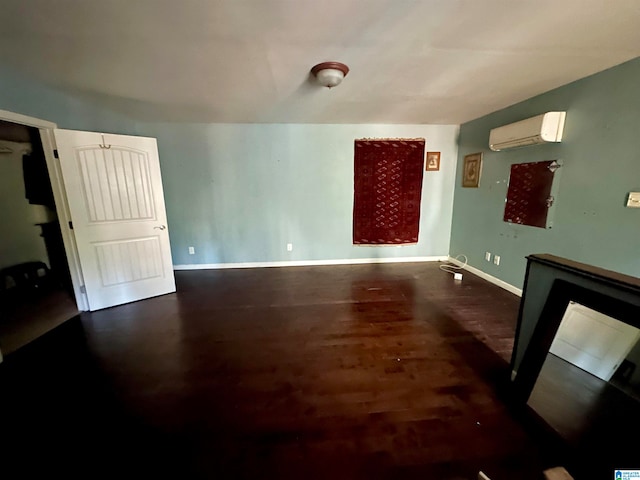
[94,237,163,285]
[54,130,175,311]
[78,146,155,222]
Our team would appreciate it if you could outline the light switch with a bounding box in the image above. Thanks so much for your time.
[627,192,640,208]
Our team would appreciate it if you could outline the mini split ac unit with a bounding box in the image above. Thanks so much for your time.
[489,112,566,151]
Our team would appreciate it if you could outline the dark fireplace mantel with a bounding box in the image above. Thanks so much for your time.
[511,254,640,400]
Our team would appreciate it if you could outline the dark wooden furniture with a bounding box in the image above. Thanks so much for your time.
[512,254,640,478]
[512,254,640,398]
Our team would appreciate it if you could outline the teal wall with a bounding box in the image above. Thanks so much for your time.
[0,64,460,267]
[0,65,136,134]
[138,123,459,265]
[5,56,640,275]
[450,58,640,289]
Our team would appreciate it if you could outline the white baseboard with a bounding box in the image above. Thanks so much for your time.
[447,256,522,297]
[174,256,449,271]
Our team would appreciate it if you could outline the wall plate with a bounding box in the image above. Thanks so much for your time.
[627,192,640,208]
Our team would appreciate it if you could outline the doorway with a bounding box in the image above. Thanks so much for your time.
[0,118,78,355]
[0,109,177,359]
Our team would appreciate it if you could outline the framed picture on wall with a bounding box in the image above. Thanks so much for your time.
[462,152,482,188]
[426,151,440,171]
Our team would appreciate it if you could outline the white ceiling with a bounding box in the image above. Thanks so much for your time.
[1,0,639,124]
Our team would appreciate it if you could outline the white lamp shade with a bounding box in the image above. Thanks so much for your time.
[311,62,349,88]
[315,68,345,88]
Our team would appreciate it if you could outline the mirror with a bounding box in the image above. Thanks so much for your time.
[526,301,640,455]
[504,160,560,229]
[513,254,640,477]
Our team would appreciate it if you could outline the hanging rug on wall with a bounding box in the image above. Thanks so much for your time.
[353,138,425,245]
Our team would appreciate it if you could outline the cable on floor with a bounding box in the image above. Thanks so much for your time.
[440,254,467,280]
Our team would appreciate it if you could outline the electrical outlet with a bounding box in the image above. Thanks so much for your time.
[287,243,293,252]
[188,246,195,255]
[494,255,500,266]
[485,252,491,262]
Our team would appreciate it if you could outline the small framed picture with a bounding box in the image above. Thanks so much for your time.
[462,152,482,188]
[426,151,440,171]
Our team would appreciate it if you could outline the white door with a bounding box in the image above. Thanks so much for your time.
[54,129,175,311]
[550,301,640,381]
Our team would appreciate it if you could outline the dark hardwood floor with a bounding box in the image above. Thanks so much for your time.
[0,285,78,354]
[1,263,563,479]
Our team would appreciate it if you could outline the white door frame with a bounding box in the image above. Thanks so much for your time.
[0,109,88,314]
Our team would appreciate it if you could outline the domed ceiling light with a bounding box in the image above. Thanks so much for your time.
[311,62,350,88]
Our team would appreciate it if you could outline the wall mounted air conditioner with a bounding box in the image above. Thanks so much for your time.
[489,112,566,151]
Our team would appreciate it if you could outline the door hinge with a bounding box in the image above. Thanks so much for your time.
[80,285,86,294]
[69,221,74,230]
[53,149,59,159]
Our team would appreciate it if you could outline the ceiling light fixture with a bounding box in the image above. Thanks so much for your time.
[311,62,349,88]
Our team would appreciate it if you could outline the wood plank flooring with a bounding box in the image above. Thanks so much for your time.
[0,286,78,354]
[1,263,561,479]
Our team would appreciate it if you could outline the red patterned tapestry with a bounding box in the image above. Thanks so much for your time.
[353,139,425,244]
